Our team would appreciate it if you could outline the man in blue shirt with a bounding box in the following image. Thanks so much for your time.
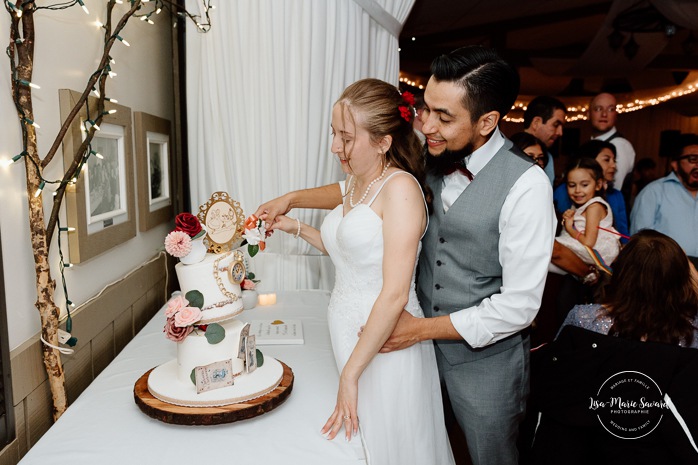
[631,133,698,265]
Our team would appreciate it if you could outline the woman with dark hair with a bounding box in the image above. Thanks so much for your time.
[553,139,629,240]
[510,131,548,169]
[560,229,698,347]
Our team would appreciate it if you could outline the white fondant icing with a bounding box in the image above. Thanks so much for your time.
[147,357,284,407]
[175,253,243,324]
[176,319,246,384]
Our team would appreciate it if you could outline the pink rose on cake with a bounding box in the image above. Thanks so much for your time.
[164,317,194,342]
[174,306,203,327]
[165,294,189,318]
[241,270,260,290]
[162,291,226,344]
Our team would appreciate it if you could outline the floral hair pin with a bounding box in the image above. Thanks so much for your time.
[398,91,416,122]
[401,91,416,106]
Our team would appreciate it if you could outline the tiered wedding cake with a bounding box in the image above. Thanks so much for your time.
[146,202,283,408]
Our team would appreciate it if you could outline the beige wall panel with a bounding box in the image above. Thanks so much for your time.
[62,344,92,405]
[91,324,115,379]
[25,382,52,447]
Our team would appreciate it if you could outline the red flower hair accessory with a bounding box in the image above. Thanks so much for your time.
[401,91,416,106]
[399,106,412,122]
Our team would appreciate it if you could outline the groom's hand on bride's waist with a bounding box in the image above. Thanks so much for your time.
[358,310,421,353]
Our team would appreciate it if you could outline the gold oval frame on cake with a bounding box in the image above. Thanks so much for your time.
[197,192,245,253]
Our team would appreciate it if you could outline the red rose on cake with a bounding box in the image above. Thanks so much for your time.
[174,213,205,239]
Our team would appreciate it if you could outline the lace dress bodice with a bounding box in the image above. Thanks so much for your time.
[320,173,425,364]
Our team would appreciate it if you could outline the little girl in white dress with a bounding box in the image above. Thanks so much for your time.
[555,158,620,269]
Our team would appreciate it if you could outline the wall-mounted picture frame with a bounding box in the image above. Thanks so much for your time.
[197,192,244,253]
[59,89,136,264]
[134,112,173,231]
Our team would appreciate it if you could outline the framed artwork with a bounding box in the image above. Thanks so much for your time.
[196,192,244,253]
[134,112,173,231]
[85,124,128,229]
[59,89,136,263]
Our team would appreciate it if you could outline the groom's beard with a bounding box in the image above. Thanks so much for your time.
[425,143,475,175]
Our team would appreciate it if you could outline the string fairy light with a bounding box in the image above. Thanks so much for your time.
[6,0,217,350]
[399,71,698,123]
[76,0,88,15]
[502,79,698,123]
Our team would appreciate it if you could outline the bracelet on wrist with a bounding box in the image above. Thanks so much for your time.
[293,218,301,239]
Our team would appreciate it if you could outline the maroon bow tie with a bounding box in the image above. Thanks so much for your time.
[442,162,474,181]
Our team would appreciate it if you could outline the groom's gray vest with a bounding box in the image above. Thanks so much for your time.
[418,139,534,365]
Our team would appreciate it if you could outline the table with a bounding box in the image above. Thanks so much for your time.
[19,291,366,464]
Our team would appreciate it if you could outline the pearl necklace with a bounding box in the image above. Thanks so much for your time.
[349,162,391,208]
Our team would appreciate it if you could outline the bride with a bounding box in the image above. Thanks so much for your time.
[264,79,454,465]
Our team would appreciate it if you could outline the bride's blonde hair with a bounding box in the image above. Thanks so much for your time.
[336,78,432,212]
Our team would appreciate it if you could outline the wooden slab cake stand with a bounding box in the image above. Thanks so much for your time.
[134,362,294,425]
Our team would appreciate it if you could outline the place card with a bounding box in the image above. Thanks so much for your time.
[250,319,304,345]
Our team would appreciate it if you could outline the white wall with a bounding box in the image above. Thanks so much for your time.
[0,3,175,350]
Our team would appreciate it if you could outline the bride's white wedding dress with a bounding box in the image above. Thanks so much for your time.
[320,171,455,465]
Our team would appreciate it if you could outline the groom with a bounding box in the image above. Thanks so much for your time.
[255,46,555,465]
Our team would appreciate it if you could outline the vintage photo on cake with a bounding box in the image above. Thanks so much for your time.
[245,335,257,374]
[195,359,235,394]
[238,322,251,359]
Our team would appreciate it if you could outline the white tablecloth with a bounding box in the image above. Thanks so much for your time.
[20,290,366,464]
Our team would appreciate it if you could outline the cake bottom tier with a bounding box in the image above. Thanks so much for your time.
[147,357,283,407]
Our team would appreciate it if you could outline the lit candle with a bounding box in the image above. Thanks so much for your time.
[258,293,277,306]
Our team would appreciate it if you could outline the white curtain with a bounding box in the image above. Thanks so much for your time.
[185,0,415,291]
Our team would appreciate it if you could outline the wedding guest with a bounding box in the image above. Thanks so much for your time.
[523,96,567,184]
[257,46,555,465]
[588,92,636,189]
[265,78,454,465]
[510,132,547,169]
[631,133,698,267]
[554,158,620,270]
[560,229,698,347]
[553,140,629,240]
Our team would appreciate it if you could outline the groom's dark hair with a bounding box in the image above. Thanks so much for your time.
[430,46,519,123]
